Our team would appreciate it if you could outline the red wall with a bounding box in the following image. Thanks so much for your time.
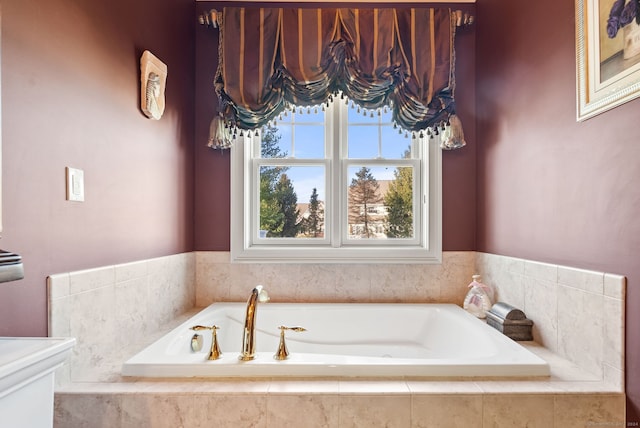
[476,0,640,421]
[0,0,195,336]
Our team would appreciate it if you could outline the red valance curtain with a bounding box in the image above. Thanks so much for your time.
[210,7,464,148]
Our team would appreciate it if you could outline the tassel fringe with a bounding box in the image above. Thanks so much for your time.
[207,116,234,150]
[440,114,466,150]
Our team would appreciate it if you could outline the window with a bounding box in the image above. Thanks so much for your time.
[231,96,442,263]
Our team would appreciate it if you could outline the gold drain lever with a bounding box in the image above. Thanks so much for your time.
[191,325,222,360]
[274,326,306,360]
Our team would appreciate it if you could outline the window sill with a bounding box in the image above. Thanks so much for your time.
[231,246,442,264]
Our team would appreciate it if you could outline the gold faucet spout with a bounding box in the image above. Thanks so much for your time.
[239,285,269,361]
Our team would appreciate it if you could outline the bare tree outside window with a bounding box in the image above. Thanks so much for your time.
[348,167,383,238]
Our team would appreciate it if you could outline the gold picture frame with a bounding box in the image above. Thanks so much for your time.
[576,0,640,120]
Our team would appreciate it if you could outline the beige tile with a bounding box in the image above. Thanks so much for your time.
[229,263,299,301]
[120,394,198,428]
[546,381,621,393]
[603,296,624,372]
[115,260,148,283]
[439,252,476,304]
[196,250,231,264]
[187,380,272,394]
[333,264,372,302]
[411,395,482,428]
[196,258,231,305]
[404,265,441,303]
[474,381,556,394]
[482,394,554,428]
[420,266,444,303]
[557,266,604,295]
[68,286,117,381]
[339,395,411,427]
[49,295,71,337]
[268,380,340,394]
[490,270,525,310]
[523,276,558,352]
[54,393,122,428]
[267,394,340,427]
[289,263,339,302]
[444,251,477,271]
[554,394,625,428]
[501,255,526,274]
[476,253,525,308]
[557,285,604,378]
[338,380,410,394]
[603,364,624,391]
[477,252,525,277]
[69,265,116,294]
[263,264,302,302]
[369,264,410,302]
[541,352,601,382]
[524,260,557,283]
[146,254,196,327]
[62,382,144,394]
[405,381,483,394]
[115,277,151,346]
[604,274,625,299]
[48,273,70,299]
[202,394,268,427]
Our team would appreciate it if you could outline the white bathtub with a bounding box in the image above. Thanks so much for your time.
[122,303,550,378]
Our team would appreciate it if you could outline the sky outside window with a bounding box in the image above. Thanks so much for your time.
[268,104,414,203]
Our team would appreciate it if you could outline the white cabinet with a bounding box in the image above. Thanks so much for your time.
[0,337,75,428]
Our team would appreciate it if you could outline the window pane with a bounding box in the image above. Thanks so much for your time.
[347,106,407,160]
[294,125,325,158]
[347,165,414,239]
[259,165,325,239]
[348,126,379,158]
[260,124,290,159]
[381,129,413,159]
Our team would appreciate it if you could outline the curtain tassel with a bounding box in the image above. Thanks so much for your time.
[207,116,234,150]
[440,114,467,150]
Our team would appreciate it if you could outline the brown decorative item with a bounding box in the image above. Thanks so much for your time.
[140,50,167,120]
[486,302,533,341]
[576,0,640,120]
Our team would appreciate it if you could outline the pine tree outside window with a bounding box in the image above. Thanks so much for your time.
[231,96,442,263]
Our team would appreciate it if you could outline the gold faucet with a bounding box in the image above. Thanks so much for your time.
[239,285,270,361]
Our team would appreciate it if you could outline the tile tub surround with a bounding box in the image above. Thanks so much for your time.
[47,252,196,384]
[194,251,477,306]
[48,251,626,426]
[53,335,625,427]
[475,252,626,391]
[54,383,624,428]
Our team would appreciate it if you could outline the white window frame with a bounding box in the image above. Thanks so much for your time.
[231,101,442,264]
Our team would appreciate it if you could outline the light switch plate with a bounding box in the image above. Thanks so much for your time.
[66,167,85,202]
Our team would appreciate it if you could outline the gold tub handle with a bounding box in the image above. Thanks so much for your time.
[190,325,222,360]
[274,325,306,360]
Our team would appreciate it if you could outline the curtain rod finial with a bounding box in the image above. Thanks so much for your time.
[199,9,219,29]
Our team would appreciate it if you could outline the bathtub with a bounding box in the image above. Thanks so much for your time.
[122,303,550,378]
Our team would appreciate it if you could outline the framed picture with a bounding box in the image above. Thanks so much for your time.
[576,0,640,120]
